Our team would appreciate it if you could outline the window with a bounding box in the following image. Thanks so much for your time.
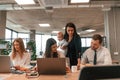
[5,29,12,39]
[12,31,18,38]
[18,33,29,48]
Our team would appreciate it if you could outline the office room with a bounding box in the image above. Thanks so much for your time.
[0,0,120,80]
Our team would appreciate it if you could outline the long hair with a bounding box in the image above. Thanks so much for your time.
[11,38,27,59]
[64,22,78,41]
[44,38,58,58]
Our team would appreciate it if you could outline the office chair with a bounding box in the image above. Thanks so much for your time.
[78,65,120,80]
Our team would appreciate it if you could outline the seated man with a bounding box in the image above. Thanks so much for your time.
[81,34,112,66]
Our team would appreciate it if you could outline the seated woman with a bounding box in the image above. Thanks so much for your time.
[9,38,31,71]
[43,38,65,58]
[34,38,70,72]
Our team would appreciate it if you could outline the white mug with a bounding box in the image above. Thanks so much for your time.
[71,65,77,72]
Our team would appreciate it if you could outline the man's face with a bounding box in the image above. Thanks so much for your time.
[91,39,101,50]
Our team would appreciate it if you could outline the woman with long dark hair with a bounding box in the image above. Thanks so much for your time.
[44,38,64,58]
[64,22,82,69]
[33,38,70,71]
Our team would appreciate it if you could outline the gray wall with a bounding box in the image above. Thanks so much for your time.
[105,7,120,62]
[0,11,6,39]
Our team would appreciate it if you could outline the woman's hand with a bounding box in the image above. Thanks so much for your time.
[66,66,71,73]
[14,65,29,71]
[14,65,20,70]
[19,67,29,71]
[77,58,81,70]
[77,63,80,70]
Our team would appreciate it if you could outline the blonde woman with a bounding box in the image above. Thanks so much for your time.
[9,38,31,71]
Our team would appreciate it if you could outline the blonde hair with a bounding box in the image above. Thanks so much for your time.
[11,38,27,59]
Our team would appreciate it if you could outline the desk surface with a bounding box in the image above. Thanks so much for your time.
[0,71,80,80]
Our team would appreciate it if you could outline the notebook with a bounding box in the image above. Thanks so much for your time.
[37,58,66,75]
[0,55,11,73]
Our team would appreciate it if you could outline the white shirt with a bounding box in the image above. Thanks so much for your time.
[57,50,65,58]
[57,39,68,56]
[58,39,68,47]
[9,52,31,68]
[81,46,112,65]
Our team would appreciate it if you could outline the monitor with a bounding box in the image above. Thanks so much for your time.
[79,65,120,80]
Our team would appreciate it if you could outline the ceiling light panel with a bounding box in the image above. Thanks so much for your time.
[70,0,90,3]
[39,24,50,27]
[15,0,35,5]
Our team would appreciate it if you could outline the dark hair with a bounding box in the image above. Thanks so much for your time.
[64,22,78,41]
[92,34,103,44]
[44,38,58,58]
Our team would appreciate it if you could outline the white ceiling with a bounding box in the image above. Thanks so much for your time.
[0,0,120,36]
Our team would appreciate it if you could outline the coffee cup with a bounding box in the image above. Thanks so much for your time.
[71,65,77,72]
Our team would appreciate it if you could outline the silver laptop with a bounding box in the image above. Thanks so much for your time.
[37,58,66,75]
[0,55,11,73]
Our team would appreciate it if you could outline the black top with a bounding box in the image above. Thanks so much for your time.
[66,35,82,67]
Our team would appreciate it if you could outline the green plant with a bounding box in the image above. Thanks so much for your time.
[0,40,12,55]
[27,40,37,60]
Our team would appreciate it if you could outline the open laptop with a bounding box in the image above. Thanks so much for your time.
[0,55,11,73]
[37,58,66,75]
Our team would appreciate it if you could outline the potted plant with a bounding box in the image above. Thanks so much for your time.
[0,40,11,55]
[27,40,37,60]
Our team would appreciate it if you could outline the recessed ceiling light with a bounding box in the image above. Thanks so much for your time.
[15,0,35,5]
[70,0,90,3]
[39,24,50,27]
[78,33,80,34]
[62,27,65,29]
[85,29,96,32]
[52,31,60,33]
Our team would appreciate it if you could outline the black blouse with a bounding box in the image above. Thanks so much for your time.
[66,35,82,67]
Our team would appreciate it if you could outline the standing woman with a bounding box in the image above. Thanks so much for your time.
[64,22,82,69]
[9,38,31,71]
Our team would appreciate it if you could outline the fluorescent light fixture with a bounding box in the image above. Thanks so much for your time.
[70,0,90,3]
[39,23,50,27]
[62,27,65,29]
[15,0,35,5]
[85,29,96,32]
[52,31,60,33]
[78,33,80,35]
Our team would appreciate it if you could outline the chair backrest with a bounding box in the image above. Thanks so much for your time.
[79,65,120,80]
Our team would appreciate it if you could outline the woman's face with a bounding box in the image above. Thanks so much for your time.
[66,27,74,37]
[51,43,57,53]
[14,41,20,51]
